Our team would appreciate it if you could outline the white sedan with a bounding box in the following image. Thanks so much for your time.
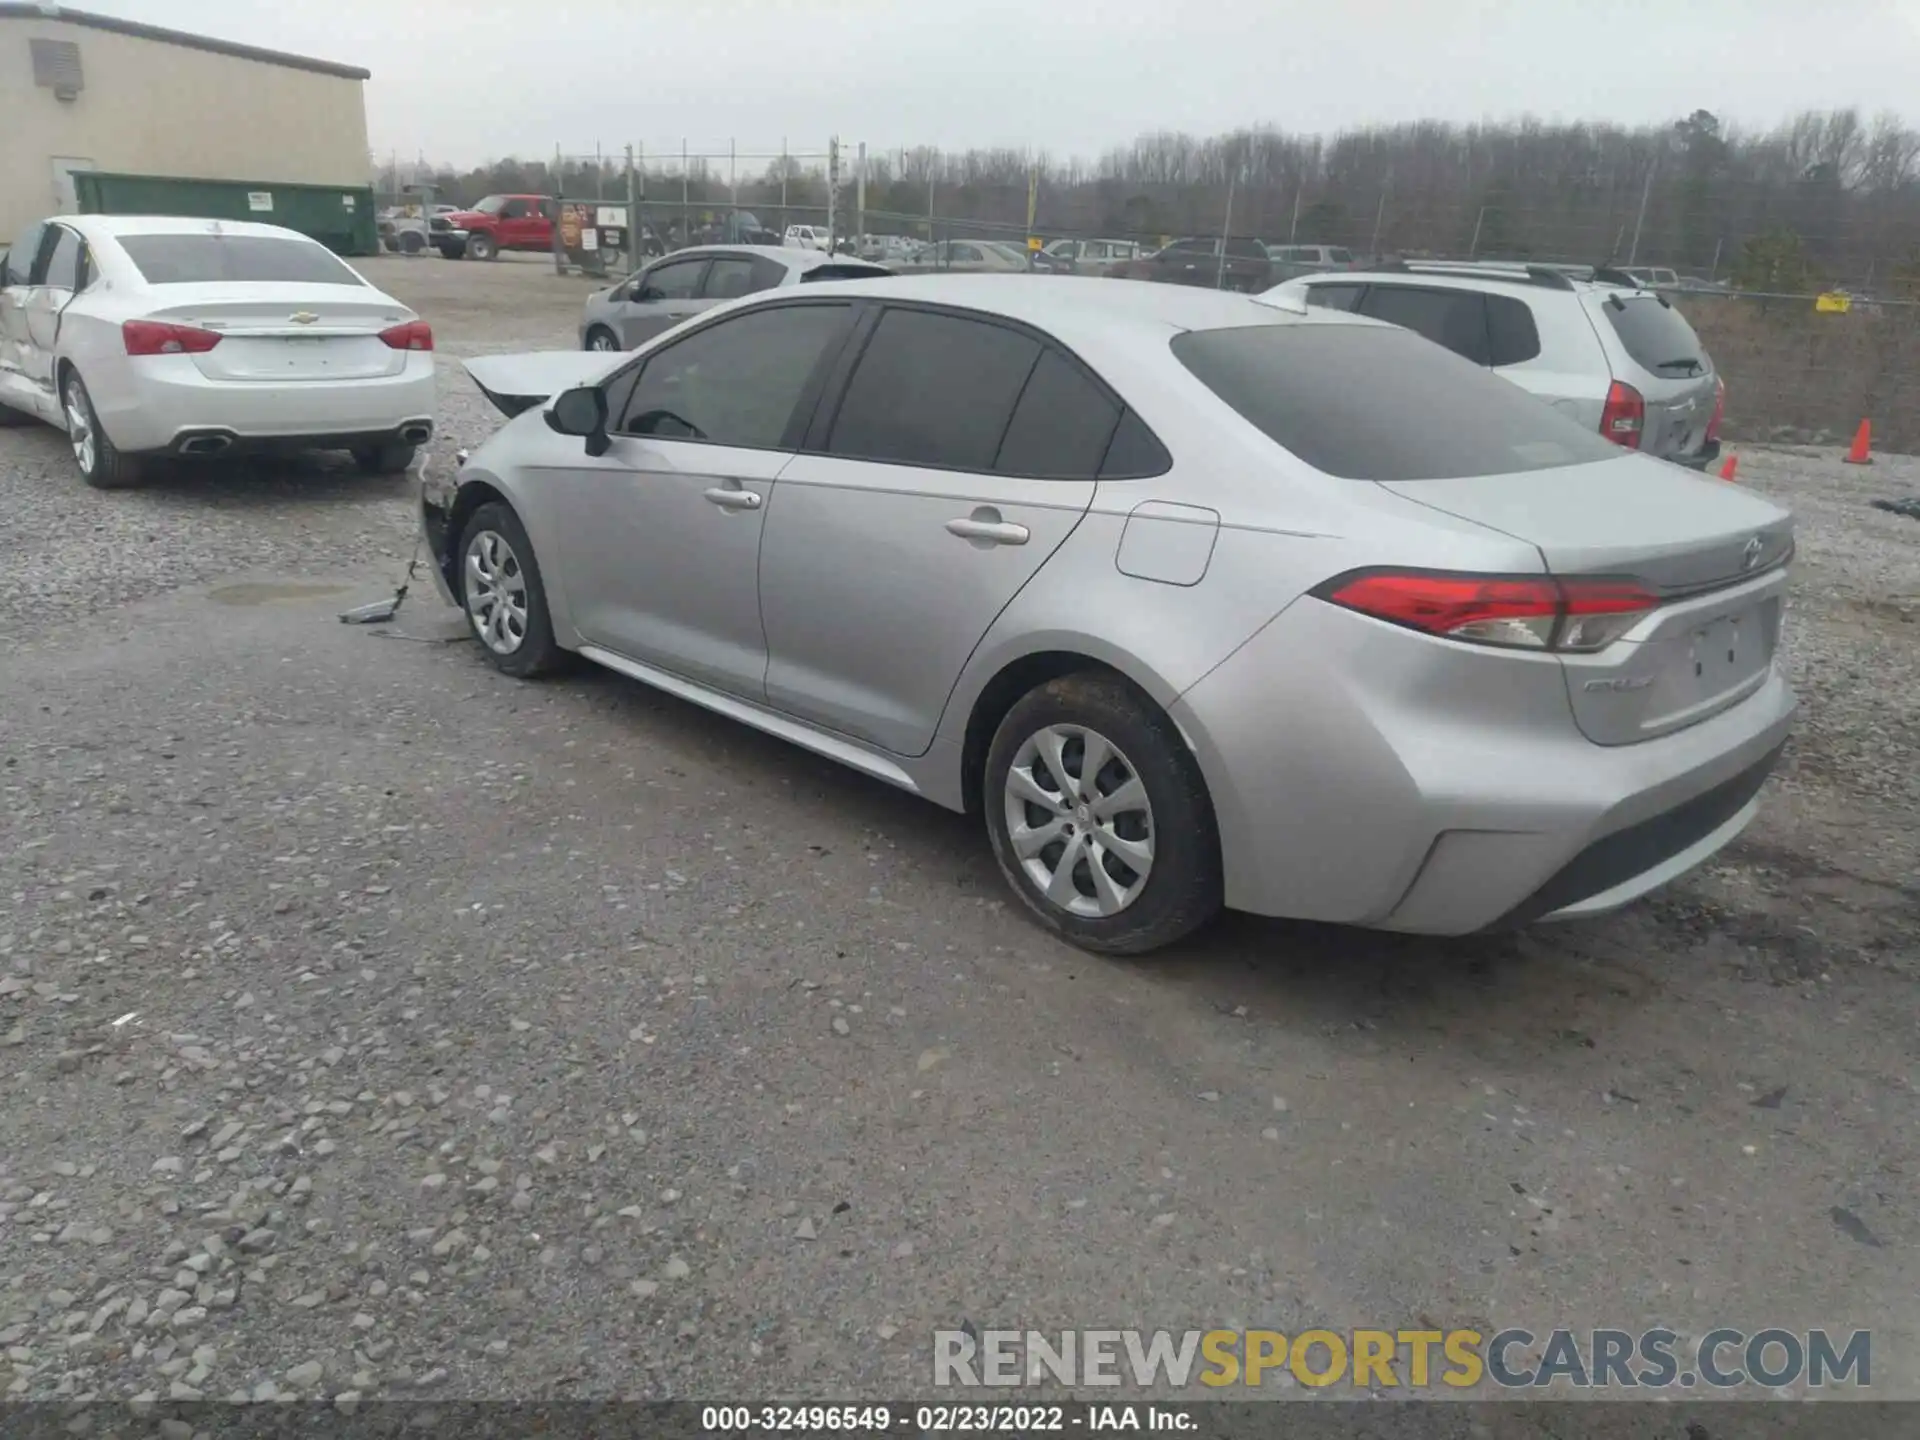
[0,215,436,488]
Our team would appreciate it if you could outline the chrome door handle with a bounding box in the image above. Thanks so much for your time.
[946,516,1029,546]
[703,486,761,511]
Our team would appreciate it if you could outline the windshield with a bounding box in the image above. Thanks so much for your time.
[468,196,507,215]
[1171,322,1625,481]
[117,234,366,287]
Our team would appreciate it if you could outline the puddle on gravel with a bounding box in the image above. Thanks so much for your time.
[206,582,355,606]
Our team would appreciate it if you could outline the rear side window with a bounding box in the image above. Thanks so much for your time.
[1304,283,1364,312]
[826,309,1041,470]
[1099,409,1172,479]
[1486,295,1542,366]
[1329,249,1355,264]
[117,235,364,286]
[41,226,82,289]
[994,350,1121,479]
[1602,295,1707,375]
[1170,324,1624,481]
[1358,285,1490,365]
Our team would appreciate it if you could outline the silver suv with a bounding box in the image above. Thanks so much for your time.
[1266,261,1725,469]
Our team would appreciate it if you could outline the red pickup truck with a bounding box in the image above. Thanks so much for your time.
[432,194,558,260]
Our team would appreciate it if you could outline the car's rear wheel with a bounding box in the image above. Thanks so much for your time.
[466,233,498,262]
[458,502,567,678]
[983,672,1222,956]
[584,326,621,352]
[62,370,144,489]
[353,442,416,474]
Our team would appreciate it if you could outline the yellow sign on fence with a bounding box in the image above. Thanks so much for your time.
[1815,291,1852,313]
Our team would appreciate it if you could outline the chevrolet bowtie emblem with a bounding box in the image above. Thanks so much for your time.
[289,311,319,324]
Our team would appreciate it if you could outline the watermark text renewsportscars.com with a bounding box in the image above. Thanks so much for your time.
[932,1327,1872,1391]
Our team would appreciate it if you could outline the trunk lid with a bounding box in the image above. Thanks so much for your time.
[1585,290,1720,462]
[143,287,413,383]
[463,351,623,418]
[1380,456,1794,745]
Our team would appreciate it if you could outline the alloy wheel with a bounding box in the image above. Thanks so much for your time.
[1003,723,1155,918]
[463,529,529,655]
[64,381,94,474]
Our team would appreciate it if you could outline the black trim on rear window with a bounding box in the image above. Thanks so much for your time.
[1170,323,1625,481]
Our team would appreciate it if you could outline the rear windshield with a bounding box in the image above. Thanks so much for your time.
[118,235,365,287]
[1602,295,1707,374]
[1170,322,1625,481]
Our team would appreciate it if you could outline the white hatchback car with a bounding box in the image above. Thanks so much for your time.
[0,214,436,488]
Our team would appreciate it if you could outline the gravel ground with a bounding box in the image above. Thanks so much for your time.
[1,254,1916,1410]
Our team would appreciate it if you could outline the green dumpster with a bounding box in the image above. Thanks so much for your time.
[72,172,379,257]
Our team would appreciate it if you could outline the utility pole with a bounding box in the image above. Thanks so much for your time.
[1369,168,1391,257]
[856,142,868,253]
[1628,151,1659,265]
[1216,169,1236,290]
[625,144,640,270]
[1469,206,1486,259]
[826,136,840,253]
[1289,185,1302,243]
[1025,161,1039,268]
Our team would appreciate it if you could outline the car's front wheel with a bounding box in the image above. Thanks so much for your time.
[62,370,144,489]
[466,233,498,261]
[458,501,568,678]
[983,672,1222,956]
[584,326,621,352]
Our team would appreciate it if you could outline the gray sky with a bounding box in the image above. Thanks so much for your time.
[81,0,1920,166]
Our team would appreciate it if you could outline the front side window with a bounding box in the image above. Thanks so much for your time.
[826,308,1042,470]
[639,259,707,302]
[4,222,47,287]
[703,257,759,300]
[499,199,529,219]
[1303,283,1364,312]
[615,303,850,450]
[469,196,507,215]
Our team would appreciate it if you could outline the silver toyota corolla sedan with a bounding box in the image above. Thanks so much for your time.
[422,275,1795,956]
[578,244,893,352]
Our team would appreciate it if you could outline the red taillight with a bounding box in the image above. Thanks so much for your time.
[1600,380,1645,448]
[1705,376,1726,443]
[1315,569,1659,652]
[122,319,221,356]
[379,320,433,351]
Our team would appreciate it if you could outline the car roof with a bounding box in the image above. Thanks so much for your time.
[785,273,1335,345]
[661,244,886,271]
[47,214,320,244]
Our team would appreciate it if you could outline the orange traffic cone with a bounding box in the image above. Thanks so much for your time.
[1844,419,1873,465]
[1718,452,1738,482]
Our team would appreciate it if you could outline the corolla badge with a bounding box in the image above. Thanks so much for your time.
[1741,535,1765,570]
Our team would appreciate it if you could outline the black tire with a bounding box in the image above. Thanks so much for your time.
[352,442,416,474]
[457,501,568,679]
[583,326,621,353]
[436,241,465,260]
[983,672,1222,956]
[61,369,145,489]
[382,237,400,253]
[466,232,498,262]
[399,231,425,255]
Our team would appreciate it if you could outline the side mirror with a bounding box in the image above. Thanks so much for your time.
[546,385,610,456]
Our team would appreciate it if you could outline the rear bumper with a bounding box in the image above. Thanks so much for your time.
[1169,595,1797,934]
[1673,438,1723,471]
[95,354,438,454]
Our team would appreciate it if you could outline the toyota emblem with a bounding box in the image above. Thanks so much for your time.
[1741,535,1764,571]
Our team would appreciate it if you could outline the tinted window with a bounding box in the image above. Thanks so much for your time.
[827,309,1042,470]
[118,235,364,286]
[1225,239,1267,260]
[1359,285,1490,365]
[703,257,759,300]
[616,303,849,449]
[1603,295,1707,374]
[950,244,984,264]
[1098,409,1172,479]
[803,263,892,284]
[499,199,528,219]
[640,259,707,301]
[4,222,47,286]
[40,226,82,289]
[994,350,1122,479]
[1487,294,1542,366]
[1304,283,1364,312]
[1330,249,1355,264]
[1170,323,1623,482]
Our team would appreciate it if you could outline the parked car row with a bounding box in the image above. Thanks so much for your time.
[429,272,1793,957]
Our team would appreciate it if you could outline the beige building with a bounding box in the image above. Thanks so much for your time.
[0,4,371,244]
